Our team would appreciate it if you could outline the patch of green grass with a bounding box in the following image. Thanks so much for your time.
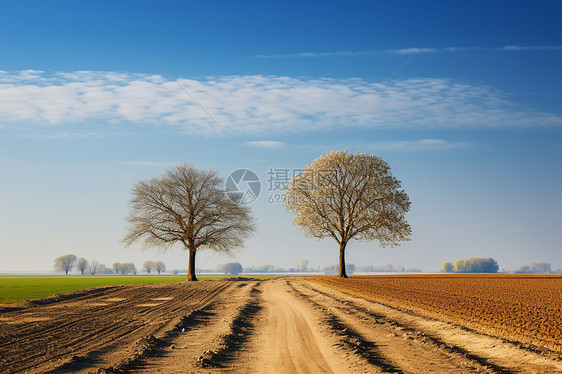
[0,274,269,304]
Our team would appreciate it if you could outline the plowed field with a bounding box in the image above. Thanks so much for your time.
[1,276,561,373]
[310,274,562,352]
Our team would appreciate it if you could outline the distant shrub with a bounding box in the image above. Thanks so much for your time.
[441,262,454,273]
[217,262,243,275]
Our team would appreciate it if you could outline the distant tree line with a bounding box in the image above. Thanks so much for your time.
[53,254,166,275]
[441,257,499,273]
[516,262,552,274]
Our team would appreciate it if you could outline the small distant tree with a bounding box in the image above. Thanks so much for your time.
[98,264,111,274]
[88,260,99,275]
[217,262,243,275]
[154,261,166,274]
[441,262,453,273]
[112,262,121,274]
[129,263,138,275]
[284,151,411,278]
[76,257,89,275]
[123,163,256,281]
[143,260,155,274]
[118,263,127,275]
[453,259,465,273]
[518,265,531,273]
[54,254,78,275]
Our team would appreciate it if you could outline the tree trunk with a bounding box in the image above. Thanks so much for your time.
[338,241,348,278]
[187,246,198,281]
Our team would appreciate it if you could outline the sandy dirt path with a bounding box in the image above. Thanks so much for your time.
[238,279,350,373]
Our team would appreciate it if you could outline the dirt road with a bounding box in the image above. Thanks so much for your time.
[0,278,560,373]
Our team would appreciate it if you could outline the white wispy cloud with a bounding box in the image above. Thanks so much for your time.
[0,70,560,138]
[22,130,134,139]
[254,45,562,58]
[246,140,286,149]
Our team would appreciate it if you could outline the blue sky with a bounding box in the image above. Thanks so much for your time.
[0,0,561,273]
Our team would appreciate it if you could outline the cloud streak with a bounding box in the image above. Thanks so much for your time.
[367,139,471,152]
[0,70,560,138]
[246,140,286,149]
[254,45,562,58]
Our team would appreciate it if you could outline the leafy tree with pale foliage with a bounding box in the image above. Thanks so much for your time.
[453,259,465,273]
[284,151,411,278]
[76,257,89,275]
[455,257,498,273]
[441,262,454,273]
[54,254,78,275]
[123,163,256,281]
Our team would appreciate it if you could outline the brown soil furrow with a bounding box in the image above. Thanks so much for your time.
[0,285,202,354]
[122,281,259,373]
[123,281,259,373]
[306,279,562,374]
[303,285,512,373]
[0,281,235,373]
[290,280,496,373]
[311,275,562,351]
[71,286,234,372]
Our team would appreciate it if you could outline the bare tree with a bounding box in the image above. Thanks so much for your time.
[76,257,89,275]
[112,262,121,274]
[154,261,166,274]
[123,163,255,281]
[88,260,99,275]
[284,151,411,278]
[54,254,78,275]
[129,263,138,275]
[98,264,111,274]
[142,260,155,274]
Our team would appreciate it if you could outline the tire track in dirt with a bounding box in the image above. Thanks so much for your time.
[289,280,496,373]
[0,286,200,372]
[127,281,261,373]
[229,278,371,374]
[304,279,562,374]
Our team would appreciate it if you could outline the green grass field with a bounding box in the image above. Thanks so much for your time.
[0,275,258,304]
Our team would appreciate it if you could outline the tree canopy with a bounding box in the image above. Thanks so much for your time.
[123,163,255,281]
[441,262,454,273]
[54,254,78,275]
[452,257,499,273]
[284,151,411,278]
